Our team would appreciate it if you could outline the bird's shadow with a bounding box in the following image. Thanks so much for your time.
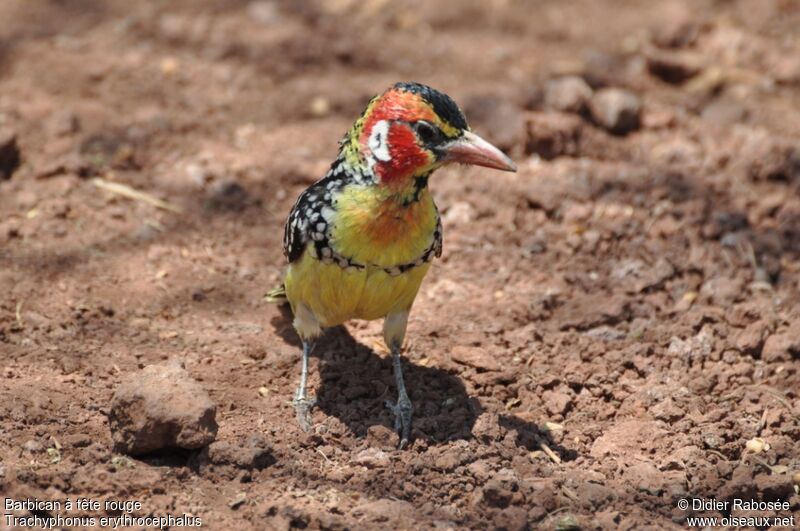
[271,304,574,458]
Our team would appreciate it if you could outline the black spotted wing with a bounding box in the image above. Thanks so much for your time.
[282,162,350,263]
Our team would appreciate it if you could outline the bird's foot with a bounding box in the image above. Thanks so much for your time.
[385,397,413,449]
[292,395,317,432]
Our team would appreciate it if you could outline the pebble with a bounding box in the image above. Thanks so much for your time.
[761,331,800,363]
[589,88,642,134]
[645,49,703,84]
[352,448,390,468]
[544,76,592,114]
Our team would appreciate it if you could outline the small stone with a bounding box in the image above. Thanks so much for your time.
[700,276,743,306]
[0,129,21,180]
[645,49,703,84]
[309,96,331,117]
[650,398,685,423]
[542,390,572,417]
[589,88,641,135]
[735,321,769,356]
[353,448,390,468]
[108,362,218,455]
[761,331,800,362]
[366,424,396,450]
[544,76,593,114]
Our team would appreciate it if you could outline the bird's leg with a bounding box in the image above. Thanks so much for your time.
[293,339,316,431]
[383,311,413,448]
[386,343,414,449]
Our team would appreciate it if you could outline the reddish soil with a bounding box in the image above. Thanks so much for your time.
[1,1,800,529]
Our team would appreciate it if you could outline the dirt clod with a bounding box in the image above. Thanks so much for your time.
[545,76,593,114]
[109,362,218,456]
[589,88,642,134]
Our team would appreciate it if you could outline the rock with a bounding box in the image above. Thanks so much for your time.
[524,111,583,159]
[450,346,502,372]
[650,398,685,423]
[0,129,22,180]
[467,460,493,482]
[475,470,518,508]
[544,76,592,114]
[667,327,715,362]
[365,424,396,450]
[645,49,704,84]
[353,448,390,468]
[735,321,769,356]
[700,276,744,306]
[761,331,800,362]
[589,88,642,135]
[542,389,572,417]
[108,362,218,455]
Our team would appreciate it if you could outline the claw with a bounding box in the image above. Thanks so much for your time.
[385,398,413,449]
[293,395,317,431]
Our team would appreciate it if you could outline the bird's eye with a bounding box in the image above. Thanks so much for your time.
[414,121,440,144]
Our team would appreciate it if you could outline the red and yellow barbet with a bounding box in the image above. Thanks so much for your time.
[276,82,516,448]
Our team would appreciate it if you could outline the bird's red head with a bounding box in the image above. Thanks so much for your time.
[341,82,516,190]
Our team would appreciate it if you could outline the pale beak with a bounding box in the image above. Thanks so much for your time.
[441,130,517,172]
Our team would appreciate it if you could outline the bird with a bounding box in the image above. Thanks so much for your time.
[271,82,516,448]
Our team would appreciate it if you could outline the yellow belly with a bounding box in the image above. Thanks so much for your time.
[284,250,432,328]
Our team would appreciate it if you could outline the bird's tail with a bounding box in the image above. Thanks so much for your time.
[264,283,288,304]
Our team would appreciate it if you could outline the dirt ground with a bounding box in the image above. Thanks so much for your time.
[1,0,800,529]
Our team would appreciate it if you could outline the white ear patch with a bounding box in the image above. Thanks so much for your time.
[368,120,392,163]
